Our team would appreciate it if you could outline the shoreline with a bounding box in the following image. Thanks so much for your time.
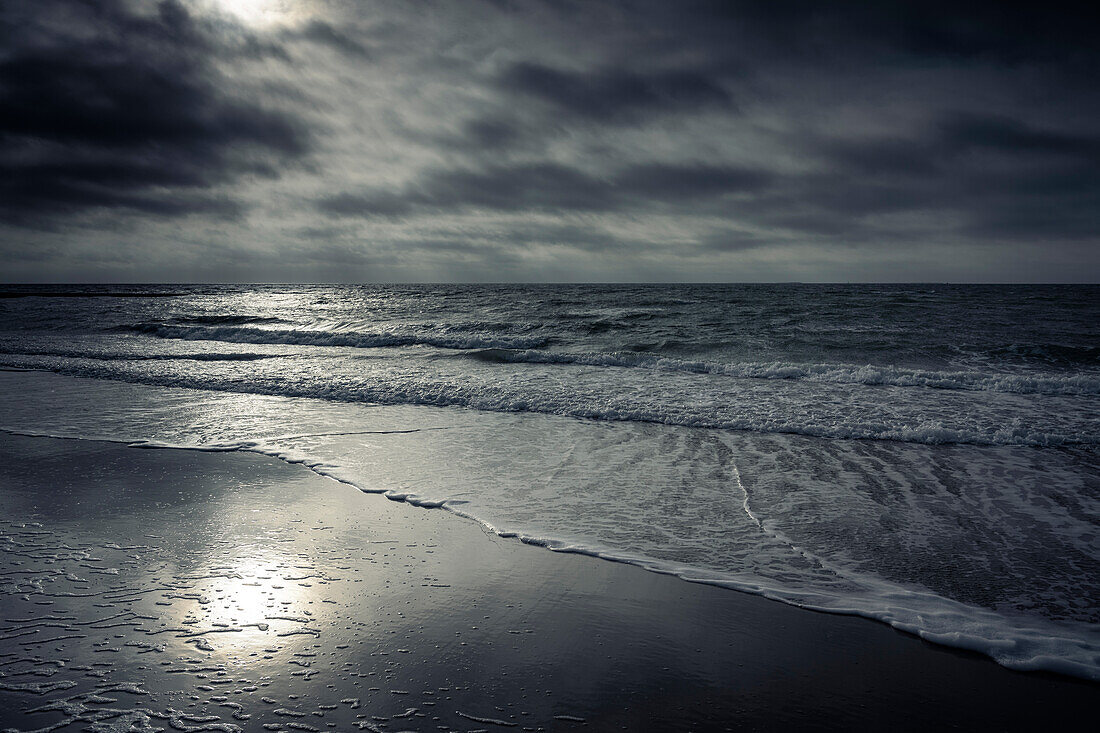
[4,413,1096,684]
[0,432,1095,732]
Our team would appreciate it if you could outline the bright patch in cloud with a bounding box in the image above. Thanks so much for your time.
[202,0,300,27]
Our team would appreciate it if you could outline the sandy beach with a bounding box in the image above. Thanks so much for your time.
[0,432,1093,731]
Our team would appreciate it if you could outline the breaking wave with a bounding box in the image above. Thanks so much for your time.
[0,354,1095,447]
[0,348,279,362]
[123,323,550,350]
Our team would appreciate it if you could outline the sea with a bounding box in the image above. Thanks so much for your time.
[0,283,1097,679]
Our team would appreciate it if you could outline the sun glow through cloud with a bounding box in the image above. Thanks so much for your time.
[201,0,300,27]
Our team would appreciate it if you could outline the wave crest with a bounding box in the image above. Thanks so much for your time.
[124,323,550,350]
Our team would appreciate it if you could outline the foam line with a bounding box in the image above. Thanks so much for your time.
[122,323,549,350]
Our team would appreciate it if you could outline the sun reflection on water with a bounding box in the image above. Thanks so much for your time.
[164,547,326,659]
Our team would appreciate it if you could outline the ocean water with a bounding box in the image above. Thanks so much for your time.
[0,283,1097,678]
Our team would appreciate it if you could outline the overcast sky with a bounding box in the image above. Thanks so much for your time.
[2,0,1097,282]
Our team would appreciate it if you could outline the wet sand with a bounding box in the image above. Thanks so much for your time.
[0,433,1094,731]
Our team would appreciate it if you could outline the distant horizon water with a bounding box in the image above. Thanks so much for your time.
[3,281,1098,286]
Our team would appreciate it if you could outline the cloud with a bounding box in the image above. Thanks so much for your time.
[616,164,773,200]
[496,61,735,124]
[316,192,414,218]
[0,0,311,227]
[287,20,372,58]
[937,114,1100,160]
[457,118,523,151]
[2,0,1097,281]
[695,0,1099,67]
[317,162,773,218]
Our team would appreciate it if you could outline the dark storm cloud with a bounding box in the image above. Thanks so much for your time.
[324,104,1099,246]
[446,57,740,153]
[3,0,1098,281]
[457,118,523,152]
[316,162,772,217]
[316,163,609,217]
[791,112,1100,239]
[376,1,1094,262]
[286,20,372,58]
[486,223,629,253]
[937,115,1100,160]
[817,115,1100,177]
[0,0,311,226]
[419,163,613,212]
[317,191,415,218]
[619,164,772,201]
[321,95,1100,246]
[692,0,1099,67]
[496,61,735,124]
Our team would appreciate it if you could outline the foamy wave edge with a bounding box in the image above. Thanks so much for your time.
[0,348,279,362]
[3,425,1097,682]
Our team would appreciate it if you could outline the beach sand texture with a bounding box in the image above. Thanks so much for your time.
[0,433,1094,731]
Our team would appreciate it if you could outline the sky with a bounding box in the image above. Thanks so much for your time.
[2,0,1098,283]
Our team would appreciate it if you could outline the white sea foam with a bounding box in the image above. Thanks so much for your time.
[1,354,1096,447]
[0,348,278,362]
[125,323,549,351]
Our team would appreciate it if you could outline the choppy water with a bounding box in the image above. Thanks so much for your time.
[1,284,1097,677]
